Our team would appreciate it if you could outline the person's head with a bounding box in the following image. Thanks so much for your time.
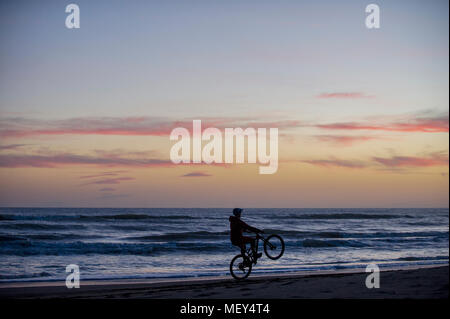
[232,208,243,218]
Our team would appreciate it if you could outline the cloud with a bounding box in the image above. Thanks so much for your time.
[0,117,173,138]
[0,150,227,169]
[373,152,449,168]
[0,144,28,150]
[0,153,174,168]
[300,158,367,169]
[99,187,116,192]
[93,149,159,158]
[314,135,377,146]
[80,170,129,179]
[300,151,448,171]
[181,171,212,177]
[316,114,449,133]
[317,92,374,99]
[96,193,131,200]
[81,177,135,186]
[0,116,301,139]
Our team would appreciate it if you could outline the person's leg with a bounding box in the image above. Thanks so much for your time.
[241,236,256,255]
[239,242,246,255]
[238,240,250,265]
[250,239,256,255]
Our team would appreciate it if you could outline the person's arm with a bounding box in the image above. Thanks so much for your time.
[239,219,262,233]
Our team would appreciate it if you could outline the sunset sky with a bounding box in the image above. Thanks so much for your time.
[0,0,448,207]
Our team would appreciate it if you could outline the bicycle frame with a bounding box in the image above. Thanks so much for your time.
[244,233,273,262]
[256,233,275,248]
[230,232,284,280]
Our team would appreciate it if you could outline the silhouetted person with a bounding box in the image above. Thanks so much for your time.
[229,208,263,262]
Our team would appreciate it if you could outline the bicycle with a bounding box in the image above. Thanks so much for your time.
[229,232,285,280]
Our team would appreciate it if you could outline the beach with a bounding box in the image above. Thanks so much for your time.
[1,208,448,282]
[0,265,447,299]
[1,208,448,299]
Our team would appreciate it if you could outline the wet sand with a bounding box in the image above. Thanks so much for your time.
[0,265,447,299]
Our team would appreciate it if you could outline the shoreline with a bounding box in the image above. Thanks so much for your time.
[1,259,447,288]
[1,264,447,299]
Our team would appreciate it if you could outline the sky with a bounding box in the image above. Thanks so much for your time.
[0,0,448,207]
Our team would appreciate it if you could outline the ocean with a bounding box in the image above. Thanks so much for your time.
[0,208,448,282]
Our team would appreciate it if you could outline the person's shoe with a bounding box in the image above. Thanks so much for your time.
[253,252,262,264]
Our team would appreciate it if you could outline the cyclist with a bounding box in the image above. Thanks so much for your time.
[229,208,263,263]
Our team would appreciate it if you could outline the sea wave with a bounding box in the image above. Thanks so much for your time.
[260,229,448,239]
[3,235,442,256]
[0,213,201,222]
[127,231,230,241]
[2,228,444,243]
[0,272,52,280]
[0,240,230,256]
[0,233,102,241]
[396,255,449,261]
[300,239,369,248]
[127,229,448,241]
[283,213,413,220]
[294,234,448,247]
[0,223,86,230]
[0,208,447,282]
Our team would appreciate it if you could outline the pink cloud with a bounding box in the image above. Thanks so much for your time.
[373,152,449,168]
[0,144,28,150]
[0,151,228,169]
[0,153,174,168]
[300,159,367,169]
[316,115,449,133]
[0,117,174,138]
[0,116,301,139]
[314,135,377,146]
[93,149,159,158]
[317,92,374,99]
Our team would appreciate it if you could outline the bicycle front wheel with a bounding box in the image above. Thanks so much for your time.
[263,234,285,260]
[230,254,252,280]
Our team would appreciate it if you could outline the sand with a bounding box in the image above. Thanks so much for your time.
[0,265,447,299]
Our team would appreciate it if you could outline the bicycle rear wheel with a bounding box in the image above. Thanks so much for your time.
[263,234,285,260]
[230,254,252,280]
